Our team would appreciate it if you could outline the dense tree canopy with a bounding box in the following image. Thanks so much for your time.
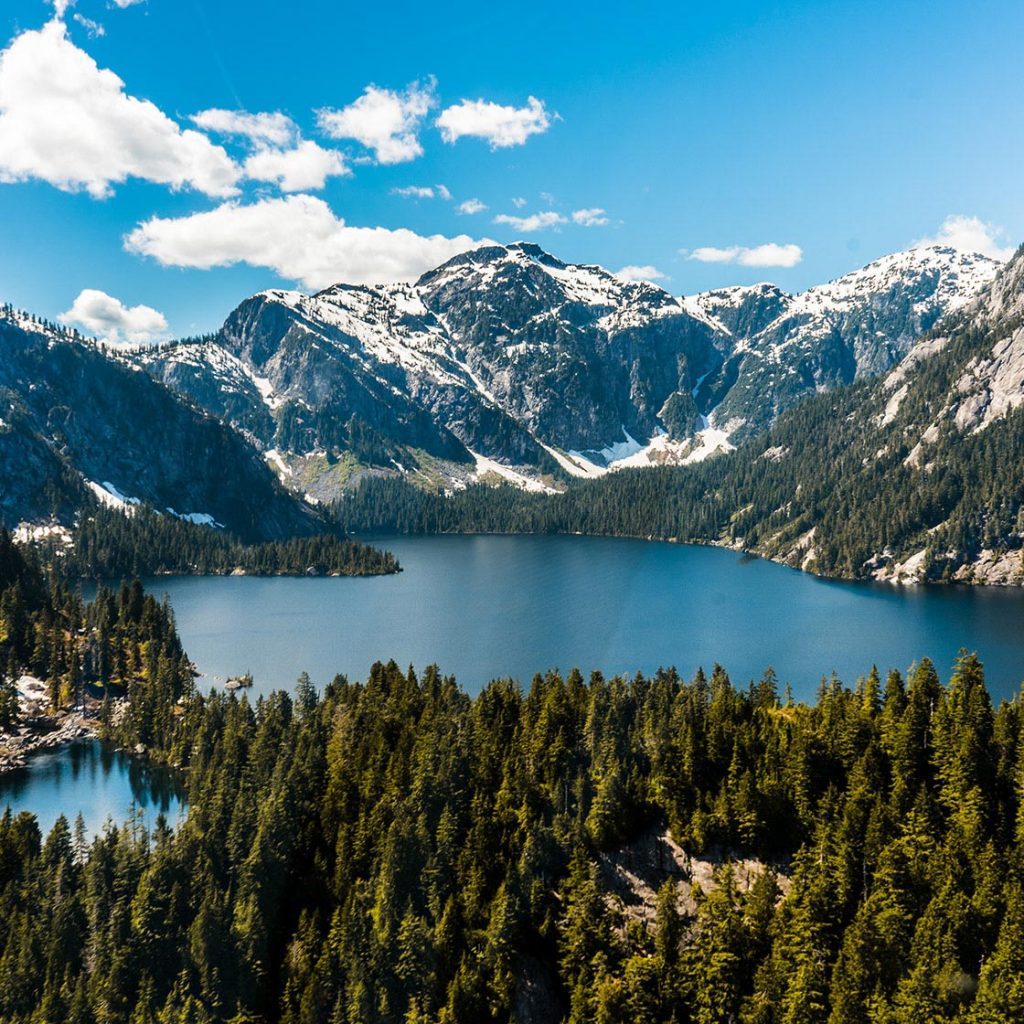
[33,507,400,580]
[4,527,1024,1022]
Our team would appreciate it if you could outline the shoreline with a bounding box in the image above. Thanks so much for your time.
[0,710,99,775]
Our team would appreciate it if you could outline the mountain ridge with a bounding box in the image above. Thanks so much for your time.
[133,240,1000,504]
[0,305,320,540]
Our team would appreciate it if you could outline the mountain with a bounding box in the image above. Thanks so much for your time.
[708,242,1024,584]
[0,306,318,540]
[684,245,1001,442]
[136,242,998,502]
[136,243,728,500]
[337,246,1024,584]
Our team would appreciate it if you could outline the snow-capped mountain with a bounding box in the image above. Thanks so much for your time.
[706,242,1024,584]
[134,241,999,499]
[685,245,1001,441]
[137,243,729,497]
[0,305,318,538]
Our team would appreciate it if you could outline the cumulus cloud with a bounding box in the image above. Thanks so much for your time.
[191,108,297,148]
[913,215,1015,261]
[317,80,435,164]
[192,108,347,192]
[457,198,487,215]
[572,208,608,227]
[616,265,666,284]
[0,21,239,198]
[436,96,551,148]
[493,210,567,233]
[243,140,348,192]
[59,288,168,344]
[125,194,482,289]
[686,243,803,268]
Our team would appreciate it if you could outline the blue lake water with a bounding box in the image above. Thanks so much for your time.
[0,739,186,839]
[130,534,1024,704]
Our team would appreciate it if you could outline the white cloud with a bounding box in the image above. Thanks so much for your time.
[572,207,608,227]
[317,80,435,164]
[436,184,452,201]
[110,0,146,7]
[125,194,482,289]
[493,210,567,233]
[913,215,1015,261]
[192,108,346,192]
[436,96,551,148]
[72,13,105,38]
[392,185,438,199]
[457,198,487,215]
[59,288,168,344]
[244,140,348,192]
[616,265,667,284]
[511,196,527,209]
[0,21,239,198]
[51,0,74,17]
[191,108,297,148]
[686,243,803,268]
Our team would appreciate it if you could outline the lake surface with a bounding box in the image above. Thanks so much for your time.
[133,535,1024,703]
[0,739,186,838]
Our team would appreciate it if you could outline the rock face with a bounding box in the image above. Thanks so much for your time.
[714,245,1024,584]
[686,246,1001,441]
[0,307,318,540]
[136,242,998,499]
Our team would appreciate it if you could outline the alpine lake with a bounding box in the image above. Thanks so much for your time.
[6,534,1024,831]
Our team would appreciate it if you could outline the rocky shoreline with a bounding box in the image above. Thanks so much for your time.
[0,711,99,774]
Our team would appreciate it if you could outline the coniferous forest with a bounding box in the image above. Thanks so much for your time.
[39,507,400,580]
[4,528,1024,1023]
[331,314,1024,585]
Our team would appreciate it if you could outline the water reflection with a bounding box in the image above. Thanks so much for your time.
[0,738,187,838]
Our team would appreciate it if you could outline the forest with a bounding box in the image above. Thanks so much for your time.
[36,506,400,580]
[3,527,1024,1022]
[332,381,1024,585]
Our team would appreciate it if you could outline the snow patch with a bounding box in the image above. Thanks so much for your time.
[570,428,645,468]
[86,480,140,512]
[265,448,294,479]
[469,450,558,493]
[166,509,224,528]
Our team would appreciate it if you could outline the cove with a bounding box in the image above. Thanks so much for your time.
[0,739,187,839]
[133,534,1024,704]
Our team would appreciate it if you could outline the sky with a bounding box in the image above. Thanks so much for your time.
[0,0,1022,342]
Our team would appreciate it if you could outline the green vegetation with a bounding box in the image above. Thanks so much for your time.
[0,528,192,735]
[35,506,400,579]
[332,381,1024,583]
[6,525,1024,1022]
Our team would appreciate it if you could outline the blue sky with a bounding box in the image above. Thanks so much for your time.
[1,0,1022,341]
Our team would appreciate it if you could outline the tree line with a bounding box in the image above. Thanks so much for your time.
[3,521,1024,1021]
[34,507,400,580]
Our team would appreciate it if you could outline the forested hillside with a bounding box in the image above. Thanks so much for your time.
[34,506,400,579]
[0,308,318,542]
[0,529,191,738]
[2,638,1024,1022]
